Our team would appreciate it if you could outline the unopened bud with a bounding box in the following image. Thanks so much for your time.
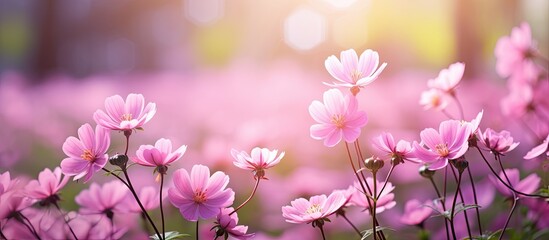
[364,157,385,172]
[109,154,128,168]
[419,165,435,178]
[451,157,468,173]
[350,86,361,96]
[156,165,168,175]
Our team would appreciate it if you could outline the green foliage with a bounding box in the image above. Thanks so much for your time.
[150,231,190,240]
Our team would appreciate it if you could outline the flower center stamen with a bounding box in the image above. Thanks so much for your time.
[121,113,132,121]
[306,204,322,214]
[435,143,449,157]
[331,114,345,128]
[193,190,207,204]
[351,70,362,83]
[81,149,94,161]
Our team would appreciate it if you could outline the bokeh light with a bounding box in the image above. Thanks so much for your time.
[284,7,326,51]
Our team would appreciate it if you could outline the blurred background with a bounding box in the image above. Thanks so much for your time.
[0,0,548,239]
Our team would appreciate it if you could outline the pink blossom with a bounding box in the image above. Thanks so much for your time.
[26,167,69,203]
[419,88,449,111]
[488,168,540,197]
[127,186,162,213]
[75,180,129,216]
[348,178,396,214]
[400,199,433,226]
[93,93,156,131]
[412,120,471,170]
[372,132,419,164]
[427,62,465,94]
[477,128,520,155]
[168,164,235,221]
[213,207,255,240]
[60,123,110,182]
[324,49,387,94]
[231,147,284,179]
[309,89,368,147]
[282,190,346,224]
[524,134,549,160]
[495,22,536,79]
[133,138,187,170]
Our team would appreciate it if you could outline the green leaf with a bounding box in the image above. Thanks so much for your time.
[150,231,190,240]
[361,226,394,240]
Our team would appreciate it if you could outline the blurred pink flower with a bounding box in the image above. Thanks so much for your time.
[488,168,540,197]
[495,22,536,79]
[168,164,235,221]
[419,88,448,111]
[213,207,255,240]
[26,167,69,203]
[348,178,396,214]
[133,138,187,171]
[412,120,471,170]
[75,180,129,216]
[309,88,368,147]
[477,128,520,155]
[324,49,387,95]
[127,186,162,213]
[399,199,433,226]
[282,190,346,224]
[372,132,419,164]
[93,93,156,131]
[524,134,549,160]
[427,62,465,94]
[231,147,284,179]
[60,123,110,182]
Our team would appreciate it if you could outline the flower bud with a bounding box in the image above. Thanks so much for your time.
[419,165,435,178]
[364,157,385,172]
[451,156,468,174]
[156,165,168,175]
[109,154,128,168]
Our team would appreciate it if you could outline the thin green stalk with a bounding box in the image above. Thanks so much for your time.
[196,220,200,240]
[449,165,463,240]
[230,177,260,215]
[466,166,483,235]
[160,173,166,240]
[427,176,450,240]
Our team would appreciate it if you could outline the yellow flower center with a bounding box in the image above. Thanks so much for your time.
[121,113,133,121]
[331,114,345,128]
[80,149,94,161]
[306,204,322,214]
[193,190,207,204]
[435,143,449,157]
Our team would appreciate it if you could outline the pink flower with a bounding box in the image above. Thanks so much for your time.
[127,186,162,213]
[400,199,433,226]
[133,138,187,170]
[231,147,284,179]
[282,190,346,224]
[427,62,465,94]
[524,134,549,160]
[477,128,520,155]
[309,89,368,147]
[75,180,129,216]
[412,120,471,170]
[213,207,255,240]
[93,93,156,131]
[488,168,540,197]
[168,165,235,221]
[26,167,69,203]
[495,22,536,79]
[60,123,110,182]
[419,88,449,111]
[324,49,387,94]
[372,132,419,164]
[348,178,396,214]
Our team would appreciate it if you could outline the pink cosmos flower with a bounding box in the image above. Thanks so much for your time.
[488,168,540,197]
[309,88,368,147]
[427,62,465,94]
[213,207,255,240]
[168,164,235,221]
[400,199,433,226]
[75,180,129,216]
[127,186,162,213]
[231,147,284,179]
[282,190,346,224]
[26,167,69,203]
[60,123,110,182]
[324,49,387,94]
[524,134,549,160]
[93,93,156,131]
[495,22,536,79]
[412,120,471,170]
[372,132,419,164]
[133,138,187,170]
[477,128,520,155]
[419,88,449,111]
[348,178,396,214]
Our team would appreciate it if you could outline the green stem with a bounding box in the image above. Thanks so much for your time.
[449,165,463,240]
[230,177,260,215]
[428,176,450,240]
[54,202,79,240]
[196,220,200,240]
[318,224,327,240]
[497,155,518,240]
[160,173,166,240]
[466,166,483,236]
[372,172,378,240]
